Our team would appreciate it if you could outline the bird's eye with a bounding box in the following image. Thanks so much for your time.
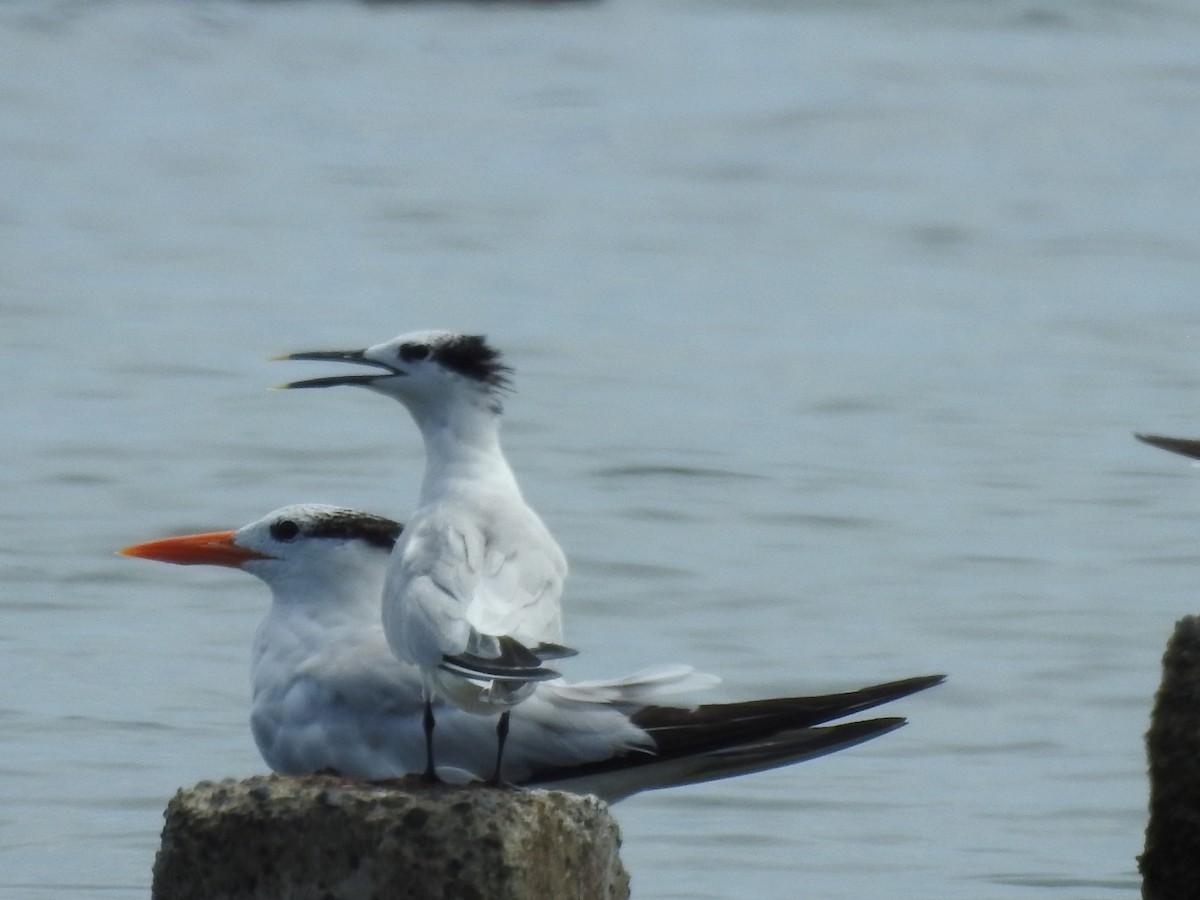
[399,343,430,362]
[270,520,300,542]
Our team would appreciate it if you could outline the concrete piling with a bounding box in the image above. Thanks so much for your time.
[152,773,630,900]
[1140,615,1200,900]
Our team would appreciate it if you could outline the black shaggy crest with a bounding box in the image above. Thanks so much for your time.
[305,509,403,551]
[431,334,512,390]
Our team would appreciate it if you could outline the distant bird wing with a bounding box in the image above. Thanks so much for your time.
[1136,433,1200,461]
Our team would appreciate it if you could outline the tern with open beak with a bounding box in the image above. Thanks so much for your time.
[279,332,572,783]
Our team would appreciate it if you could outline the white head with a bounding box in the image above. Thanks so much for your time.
[120,504,402,609]
[279,330,512,416]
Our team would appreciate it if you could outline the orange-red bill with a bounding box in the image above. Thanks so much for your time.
[118,530,274,568]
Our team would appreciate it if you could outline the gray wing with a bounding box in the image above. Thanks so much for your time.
[383,503,568,672]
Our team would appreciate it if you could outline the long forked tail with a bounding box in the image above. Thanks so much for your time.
[524,673,944,802]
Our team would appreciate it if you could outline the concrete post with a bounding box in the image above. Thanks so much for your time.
[1140,615,1200,900]
[152,773,630,900]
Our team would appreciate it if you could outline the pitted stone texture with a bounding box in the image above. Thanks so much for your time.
[1140,616,1200,900]
[152,773,629,900]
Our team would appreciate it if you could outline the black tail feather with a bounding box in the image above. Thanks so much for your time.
[523,674,944,798]
[631,673,944,758]
[440,635,568,682]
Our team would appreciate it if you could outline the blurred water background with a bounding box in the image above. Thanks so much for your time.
[4,0,1200,897]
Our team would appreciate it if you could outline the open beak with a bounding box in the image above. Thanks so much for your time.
[274,349,403,389]
[118,531,275,568]
[1136,433,1200,462]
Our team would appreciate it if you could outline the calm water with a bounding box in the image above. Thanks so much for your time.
[4,0,1200,897]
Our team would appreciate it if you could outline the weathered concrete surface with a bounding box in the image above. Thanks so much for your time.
[1140,616,1200,900]
[152,773,630,900]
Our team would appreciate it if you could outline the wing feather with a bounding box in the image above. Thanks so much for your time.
[384,502,567,669]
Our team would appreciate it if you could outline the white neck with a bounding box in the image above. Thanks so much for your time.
[407,396,521,504]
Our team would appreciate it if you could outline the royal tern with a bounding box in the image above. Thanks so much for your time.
[120,504,945,801]
[279,331,570,781]
[1136,433,1200,461]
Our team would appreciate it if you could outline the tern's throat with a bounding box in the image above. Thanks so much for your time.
[410,401,520,502]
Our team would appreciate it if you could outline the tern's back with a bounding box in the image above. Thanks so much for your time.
[383,489,568,668]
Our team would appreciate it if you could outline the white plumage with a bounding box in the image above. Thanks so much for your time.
[281,331,570,779]
[120,504,944,801]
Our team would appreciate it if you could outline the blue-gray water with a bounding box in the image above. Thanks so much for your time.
[4,0,1200,896]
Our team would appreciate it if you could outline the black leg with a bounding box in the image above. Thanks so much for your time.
[489,711,510,786]
[422,698,438,783]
